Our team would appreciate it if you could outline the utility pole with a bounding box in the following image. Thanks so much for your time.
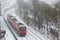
[0,3,1,30]
[56,8,60,40]
[0,4,2,16]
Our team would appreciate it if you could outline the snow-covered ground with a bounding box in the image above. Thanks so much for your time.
[5,14,50,40]
[4,7,50,40]
[0,16,15,40]
[6,20,42,40]
[16,15,50,40]
[2,0,50,39]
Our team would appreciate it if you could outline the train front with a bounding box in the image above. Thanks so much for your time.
[19,25,27,36]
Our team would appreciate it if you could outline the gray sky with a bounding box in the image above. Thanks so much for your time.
[1,0,60,9]
[24,0,59,5]
[40,0,59,5]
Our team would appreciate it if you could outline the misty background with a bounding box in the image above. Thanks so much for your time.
[0,0,60,40]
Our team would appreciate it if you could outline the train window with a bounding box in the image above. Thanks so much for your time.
[7,14,12,16]
[18,23,23,26]
[11,17,16,20]
[13,18,17,21]
[19,27,26,31]
[10,16,13,17]
[11,17,14,19]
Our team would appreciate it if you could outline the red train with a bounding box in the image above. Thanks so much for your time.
[7,14,27,36]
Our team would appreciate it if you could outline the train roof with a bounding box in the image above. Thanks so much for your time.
[7,14,16,18]
[10,16,16,20]
[19,25,26,28]
[15,20,20,23]
[15,20,26,27]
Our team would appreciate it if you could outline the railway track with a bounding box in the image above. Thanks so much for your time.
[3,16,49,40]
[16,16,50,40]
[5,19,28,40]
[3,17,17,40]
[27,26,49,40]
[27,32,38,40]
[27,30,42,40]
[5,19,42,40]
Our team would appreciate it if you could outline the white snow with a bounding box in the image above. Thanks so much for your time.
[15,15,50,40]
[0,16,15,40]
[5,8,50,40]
[2,1,50,39]
[40,0,59,5]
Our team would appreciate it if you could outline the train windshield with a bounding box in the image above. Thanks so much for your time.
[13,18,17,21]
[17,22,23,26]
[19,27,26,31]
[10,16,13,17]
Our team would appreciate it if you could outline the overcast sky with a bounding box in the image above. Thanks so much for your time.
[40,0,59,5]
[24,0,59,5]
[1,0,60,9]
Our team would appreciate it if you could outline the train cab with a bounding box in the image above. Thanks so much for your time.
[16,21,27,36]
[19,25,26,36]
